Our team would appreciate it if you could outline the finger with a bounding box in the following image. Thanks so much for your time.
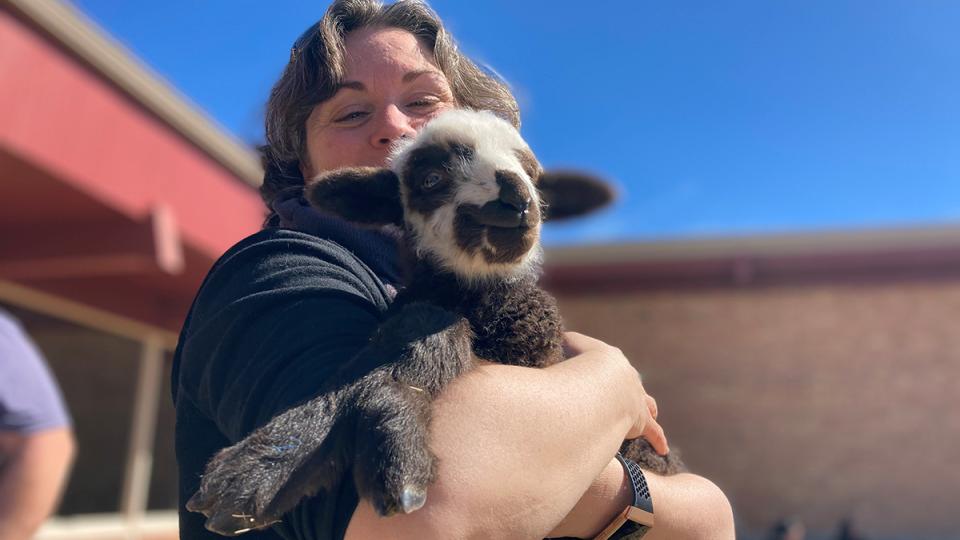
[643,417,670,456]
[646,395,658,419]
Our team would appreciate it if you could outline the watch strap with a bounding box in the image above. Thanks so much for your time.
[594,454,654,540]
[617,453,653,514]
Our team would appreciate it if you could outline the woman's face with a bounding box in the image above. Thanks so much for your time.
[302,27,456,178]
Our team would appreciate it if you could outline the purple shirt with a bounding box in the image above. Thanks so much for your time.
[0,310,71,433]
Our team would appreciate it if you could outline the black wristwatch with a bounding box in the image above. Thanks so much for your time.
[593,454,654,540]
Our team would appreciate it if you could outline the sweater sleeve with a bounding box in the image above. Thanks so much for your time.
[173,228,393,540]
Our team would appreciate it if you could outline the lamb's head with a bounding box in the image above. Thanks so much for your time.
[306,109,613,281]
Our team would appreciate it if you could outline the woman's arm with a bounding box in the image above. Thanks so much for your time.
[345,332,722,540]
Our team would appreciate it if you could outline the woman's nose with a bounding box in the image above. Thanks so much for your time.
[370,105,417,148]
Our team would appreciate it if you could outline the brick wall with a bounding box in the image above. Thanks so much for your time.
[554,278,960,539]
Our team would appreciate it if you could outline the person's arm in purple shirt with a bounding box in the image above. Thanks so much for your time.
[0,311,76,540]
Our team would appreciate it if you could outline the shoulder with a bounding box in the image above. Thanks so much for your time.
[175,228,395,376]
[0,308,26,340]
[199,227,394,315]
[218,227,381,278]
[0,309,43,370]
[172,227,394,413]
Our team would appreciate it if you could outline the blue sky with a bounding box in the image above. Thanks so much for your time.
[70,0,960,245]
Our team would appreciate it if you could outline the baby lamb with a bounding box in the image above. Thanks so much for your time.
[187,109,685,536]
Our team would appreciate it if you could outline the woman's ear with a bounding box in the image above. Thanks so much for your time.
[305,167,404,226]
[538,170,616,221]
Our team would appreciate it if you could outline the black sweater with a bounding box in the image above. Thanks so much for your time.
[172,227,397,540]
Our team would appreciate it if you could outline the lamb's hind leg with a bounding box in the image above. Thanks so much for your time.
[619,438,687,476]
[352,302,475,516]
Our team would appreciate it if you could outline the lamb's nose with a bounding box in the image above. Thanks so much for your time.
[496,171,531,213]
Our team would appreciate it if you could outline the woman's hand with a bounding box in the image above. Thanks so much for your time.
[563,331,669,455]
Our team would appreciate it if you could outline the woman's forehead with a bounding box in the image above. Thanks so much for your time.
[342,27,441,80]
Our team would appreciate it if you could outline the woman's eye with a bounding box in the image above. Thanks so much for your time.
[422,172,443,189]
[333,110,368,124]
[408,97,439,109]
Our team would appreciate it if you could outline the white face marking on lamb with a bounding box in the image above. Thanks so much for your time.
[388,110,544,279]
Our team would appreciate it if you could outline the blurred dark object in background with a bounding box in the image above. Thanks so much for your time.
[836,517,868,540]
[768,517,806,540]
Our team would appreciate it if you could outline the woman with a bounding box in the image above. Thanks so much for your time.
[173,1,735,539]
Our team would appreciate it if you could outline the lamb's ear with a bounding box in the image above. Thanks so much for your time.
[305,167,403,226]
[538,170,616,221]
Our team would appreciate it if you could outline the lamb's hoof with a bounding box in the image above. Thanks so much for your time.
[401,485,427,514]
[186,491,280,536]
[185,439,292,536]
[371,483,428,517]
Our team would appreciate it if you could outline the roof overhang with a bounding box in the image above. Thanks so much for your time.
[1,4,265,332]
[5,0,263,185]
[544,225,960,293]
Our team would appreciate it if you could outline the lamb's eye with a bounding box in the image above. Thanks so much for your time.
[421,172,443,189]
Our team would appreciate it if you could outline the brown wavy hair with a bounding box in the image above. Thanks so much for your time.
[260,0,520,224]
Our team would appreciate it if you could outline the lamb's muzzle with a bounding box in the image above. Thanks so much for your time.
[461,200,531,228]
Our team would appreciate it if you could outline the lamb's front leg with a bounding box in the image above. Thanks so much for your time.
[184,314,421,535]
[187,303,474,532]
[352,302,475,516]
[186,389,349,536]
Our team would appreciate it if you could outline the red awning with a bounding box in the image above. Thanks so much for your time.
[1,9,264,332]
